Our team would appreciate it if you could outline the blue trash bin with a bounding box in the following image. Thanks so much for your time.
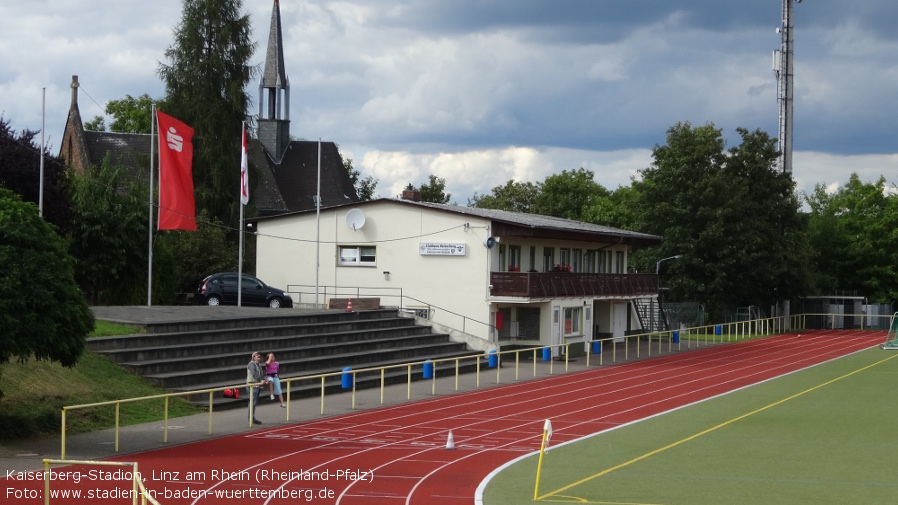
[672,331,680,344]
[714,325,722,336]
[592,341,602,354]
[423,359,434,379]
[341,367,353,389]
[488,350,498,367]
[542,347,552,361]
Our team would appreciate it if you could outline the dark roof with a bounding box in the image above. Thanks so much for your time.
[64,129,352,216]
[262,140,358,213]
[83,131,152,174]
[252,198,663,247]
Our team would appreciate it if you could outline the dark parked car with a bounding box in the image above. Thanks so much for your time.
[195,273,293,308]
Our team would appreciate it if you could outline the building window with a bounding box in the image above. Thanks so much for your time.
[339,246,376,266]
[559,248,571,269]
[529,246,536,272]
[598,250,610,273]
[584,251,596,273]
[543,247,555,272]
[508,245,521,271]
[572,249,582,273]
[564,307,582,336]
[615,250,625,273]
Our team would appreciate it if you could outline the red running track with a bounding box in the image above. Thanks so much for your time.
[2,331,882,505]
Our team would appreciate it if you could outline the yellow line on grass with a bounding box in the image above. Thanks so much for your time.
[539,352,898,501]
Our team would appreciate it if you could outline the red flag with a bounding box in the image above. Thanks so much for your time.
[240,124,249,205]
[156,110,196,231]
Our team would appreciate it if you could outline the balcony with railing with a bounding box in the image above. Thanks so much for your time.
[489,272,658,299]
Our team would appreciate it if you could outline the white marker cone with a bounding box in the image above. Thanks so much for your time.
[445,430,456,450]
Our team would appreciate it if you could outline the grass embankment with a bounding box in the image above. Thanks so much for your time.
[0,321,202,441]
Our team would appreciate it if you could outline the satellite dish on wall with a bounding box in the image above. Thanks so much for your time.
[346,208,366,231]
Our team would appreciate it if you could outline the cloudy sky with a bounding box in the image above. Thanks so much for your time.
[2,0,896,203]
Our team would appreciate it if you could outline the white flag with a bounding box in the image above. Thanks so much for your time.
[544,419,553,447]
[240,124,249,205]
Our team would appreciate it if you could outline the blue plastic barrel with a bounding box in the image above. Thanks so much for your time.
[341,367,353,389]
[715,325,722,336]
[488,350,498,367]
[542,347,551,361]
[592,341,602,354]
[423,359,434,379]
[672,331,680,344]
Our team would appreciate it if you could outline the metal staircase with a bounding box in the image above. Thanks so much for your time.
[632,296,669,333]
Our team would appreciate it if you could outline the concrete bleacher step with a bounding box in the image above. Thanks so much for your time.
[88,308,480,408]
[184,349,486,410]
[95,324,437,367]
[87,312,413,352]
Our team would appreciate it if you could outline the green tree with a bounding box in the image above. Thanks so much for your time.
[0,187,93,398]
[86,94,157,134]
[805,174,898,302]
[0,116,72,232]
[165,209,239,294]
[344,157,378,201]
[157,0,256,228]
[633,122,810,319]
[581,185,640,230]
[418,174,452,204]
[534,168,609,220]
[68,156,150,305]
[468,179,540,213]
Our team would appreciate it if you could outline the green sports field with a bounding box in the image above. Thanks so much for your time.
[483,346,898,505]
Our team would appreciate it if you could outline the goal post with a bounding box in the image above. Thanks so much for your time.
[882,313,898,350]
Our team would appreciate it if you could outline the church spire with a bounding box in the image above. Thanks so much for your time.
[258,0,291,160]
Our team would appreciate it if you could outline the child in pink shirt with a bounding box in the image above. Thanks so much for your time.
[265,353,286,407]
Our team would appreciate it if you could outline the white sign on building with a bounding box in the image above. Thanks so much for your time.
[419,242,467,256]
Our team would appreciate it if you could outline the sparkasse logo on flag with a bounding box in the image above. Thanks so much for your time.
[156,111,196,231]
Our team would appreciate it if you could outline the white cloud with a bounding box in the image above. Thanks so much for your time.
[1,0,896,214]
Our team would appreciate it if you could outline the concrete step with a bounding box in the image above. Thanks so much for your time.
[94,324,435,364]
[116,331,456,375]
[183,349,486,409]
[147,341,473,389]
[87,315,415,351]
[91,307,481,407]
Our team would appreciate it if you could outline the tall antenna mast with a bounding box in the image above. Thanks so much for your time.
[773,0,802,174]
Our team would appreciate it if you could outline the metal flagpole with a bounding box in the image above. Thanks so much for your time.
[238,199,244,307]
[39,87,45,217]
[315,139,321,308]
[147,104,156,306]
[238,122,246,307]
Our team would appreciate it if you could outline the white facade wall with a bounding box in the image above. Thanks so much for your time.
[255,201,644,349]
[256,202,496,339]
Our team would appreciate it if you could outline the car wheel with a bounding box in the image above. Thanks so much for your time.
[207,295,222,306]
[268,298,282,308]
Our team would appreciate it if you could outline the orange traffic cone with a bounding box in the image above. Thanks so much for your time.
[347,298,353,312]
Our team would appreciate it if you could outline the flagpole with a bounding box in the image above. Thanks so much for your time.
[315,138,321,308]
[39,87,45,217]
[238,121,246,307]
[147,104,156,306]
